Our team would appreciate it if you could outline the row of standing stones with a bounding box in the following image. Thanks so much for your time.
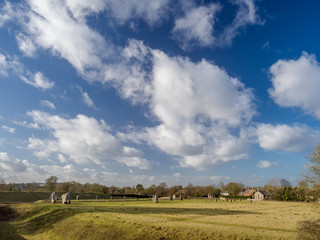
[50,192,70,204]
[49,192,252,204]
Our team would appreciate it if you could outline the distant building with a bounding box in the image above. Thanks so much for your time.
[254,190,271,200]
[241,188,256,197]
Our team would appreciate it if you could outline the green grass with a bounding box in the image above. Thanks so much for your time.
[3,199,319,239]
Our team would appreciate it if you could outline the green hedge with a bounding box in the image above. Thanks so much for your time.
[0,192,111,202]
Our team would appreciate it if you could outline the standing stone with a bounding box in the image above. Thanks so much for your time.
[61,192,71,204]
[76,195,79,200]
[153,195,158,203]
[50,192,57,203]
[180,195,183,201]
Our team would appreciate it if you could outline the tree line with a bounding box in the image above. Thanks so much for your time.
[0,177,318,202]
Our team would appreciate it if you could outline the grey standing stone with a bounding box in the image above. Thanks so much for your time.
[61,192,71,204]
[50,192,57,203]
[153,195,158,203]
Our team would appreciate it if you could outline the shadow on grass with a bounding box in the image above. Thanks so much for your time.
[81,205,257,217]
[0,221,26,240]
[14,204,257,236]
[16,206,78,235]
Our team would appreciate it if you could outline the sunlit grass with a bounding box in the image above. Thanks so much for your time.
[6,199,319,239]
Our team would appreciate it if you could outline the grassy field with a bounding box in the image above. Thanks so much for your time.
[1,199,319,240]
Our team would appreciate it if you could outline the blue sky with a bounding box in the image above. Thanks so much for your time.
[0,0,320,187]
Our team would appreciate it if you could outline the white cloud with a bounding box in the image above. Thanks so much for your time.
[150,50,255,128]
[16,33,37,57]
[210,175,231,182]
[256,123,319,152]
[26,111,150,169]
[0,53,8,76]
[82,92,95,108]
[0,52,53,91]
[41,100,56,110]
[1,125,15,134]
[172,3,221,49]
[173,172,181,178]
[257,160,278,169]
[0,53,23,76]
[20,72,54,90]
[24,0,112,81]
[0,152,116,184]
[120,48,256,169]
[0,1,14,27]
[269,52,320,119]
[65,0,107,20]
[0,152,27,172]
[77,86,95,108]
[105,0,169,26]
[220,0,263,46]
[4,1,260,170]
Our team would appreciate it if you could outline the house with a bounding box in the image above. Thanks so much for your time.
[254,190,271,200]
[241,188,256,197]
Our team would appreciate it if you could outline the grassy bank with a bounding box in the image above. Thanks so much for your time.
[3,199,319,239]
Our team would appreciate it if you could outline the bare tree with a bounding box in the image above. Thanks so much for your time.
[280,178,291,187]
[304,142,320,186]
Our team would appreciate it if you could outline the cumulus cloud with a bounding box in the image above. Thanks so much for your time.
[23,0,112,80]
[172,3,221,49]
[0,152,27,172]
[20,72,54,90]
[1,125,15,134]
[257,160,278,169]
[256,123,319,152]
[26,111,150,169]
[0,152,117,184]
[151,50,255,127]
[269,52,320,119]
[119,48,256,169]
[4,1,258,170]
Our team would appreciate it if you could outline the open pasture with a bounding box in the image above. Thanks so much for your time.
[1,199,318,240]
